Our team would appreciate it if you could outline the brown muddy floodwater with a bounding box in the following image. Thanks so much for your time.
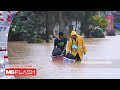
[8,35,120,79]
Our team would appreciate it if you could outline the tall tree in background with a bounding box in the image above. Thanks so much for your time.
[80,11,96,36]
[45,11,50,43]
[59,11,63,32]
[10,11,98,42]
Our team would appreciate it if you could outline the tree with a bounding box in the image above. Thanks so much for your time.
[62,11,85,33]
[80,11,97,35]
[45,11,50,43]
[10,11,46,42]
[59,11,63,32]
[10,11,58,42]
[89,15,108,29]
[89,15,109,38]
[10,11,99,42]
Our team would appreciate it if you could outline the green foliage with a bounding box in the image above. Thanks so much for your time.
[10,11,60,42]
[10,11,47,42]
[9,11,99,42]
[89,15,109,28]
[63,11,97,35]
[80,11,97,34]
[91,29,105,38]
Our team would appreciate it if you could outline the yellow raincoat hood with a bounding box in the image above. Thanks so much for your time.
[71,31,77,36]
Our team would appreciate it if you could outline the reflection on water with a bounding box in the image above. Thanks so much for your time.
[8,35,120,79]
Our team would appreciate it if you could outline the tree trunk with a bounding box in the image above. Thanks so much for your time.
[80,20,84,35]
[80,20,90,37]
[59,11,62,32]
[46,11,50,43]
[75,20,78,31]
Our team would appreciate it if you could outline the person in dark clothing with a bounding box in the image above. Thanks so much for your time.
[54,32,67,56]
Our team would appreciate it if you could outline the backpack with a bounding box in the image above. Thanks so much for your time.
[52,48,62,56]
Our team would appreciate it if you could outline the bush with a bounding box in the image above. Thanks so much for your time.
[89,16,109,29]
[90,29,105,38]
[34,38,43,43]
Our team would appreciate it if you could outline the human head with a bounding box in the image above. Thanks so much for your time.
[70,31,77,39]
[59,32,64,39]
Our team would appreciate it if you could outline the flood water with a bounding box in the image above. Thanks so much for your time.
[8,35,120,79]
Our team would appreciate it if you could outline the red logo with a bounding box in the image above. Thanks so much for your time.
[5,67,36,76]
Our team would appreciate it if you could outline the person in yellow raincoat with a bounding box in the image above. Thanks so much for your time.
[67,31,87,61]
